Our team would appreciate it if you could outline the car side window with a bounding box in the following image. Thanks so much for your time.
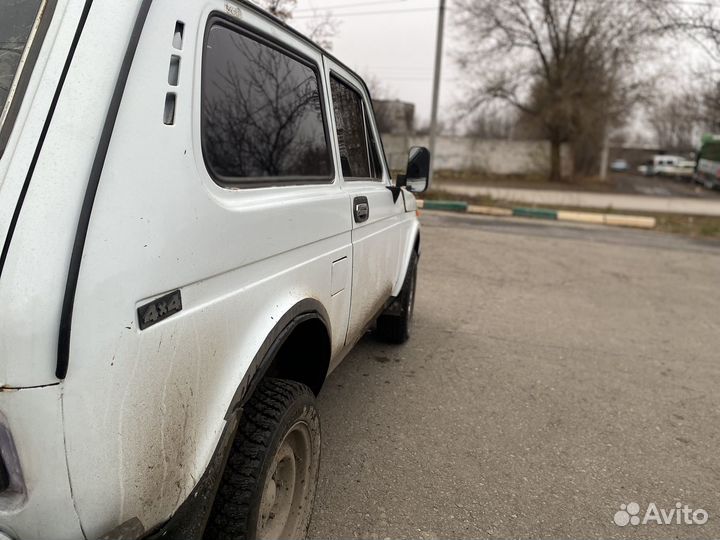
[330,75,381,181]
[201,20,334,185]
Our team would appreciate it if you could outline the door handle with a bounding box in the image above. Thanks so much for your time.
[353,196,369,223]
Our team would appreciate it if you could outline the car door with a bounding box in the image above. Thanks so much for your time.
[324,60,405,346]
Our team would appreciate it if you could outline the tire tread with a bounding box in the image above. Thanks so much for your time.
[376,251,418,344]
[204,378,314,540]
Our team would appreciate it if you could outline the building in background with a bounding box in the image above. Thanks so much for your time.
[373,99,573,178]
[373,99,415,135]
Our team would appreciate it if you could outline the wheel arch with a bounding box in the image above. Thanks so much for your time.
[392,222,421,297]
[142,298,332,540]
[226,298,332,418]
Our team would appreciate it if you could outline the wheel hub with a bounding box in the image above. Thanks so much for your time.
[257,422,312,540]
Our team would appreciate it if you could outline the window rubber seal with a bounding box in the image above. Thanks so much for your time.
[200,13,336,188]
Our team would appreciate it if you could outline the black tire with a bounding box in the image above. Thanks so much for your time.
[376,250,418,344]
[204,378,321,540]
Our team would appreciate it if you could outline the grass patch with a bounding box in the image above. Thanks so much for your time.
[655,215,720,239]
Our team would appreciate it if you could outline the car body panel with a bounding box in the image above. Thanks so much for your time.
[322,58,414,349]
[0,385,83,540]
[696,158,720,187]
[0,0,420,537]
[0,0,111,388]
[60,2,357,535]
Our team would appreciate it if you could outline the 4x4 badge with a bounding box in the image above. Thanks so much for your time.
[137,290,182,330]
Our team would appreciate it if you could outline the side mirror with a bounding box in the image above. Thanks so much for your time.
[397,146,431,193]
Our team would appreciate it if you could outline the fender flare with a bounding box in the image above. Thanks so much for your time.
[141,298,331,540]
[392,223,421,297]
[224,297,331,418]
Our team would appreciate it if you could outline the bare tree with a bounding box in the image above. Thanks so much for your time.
[251,0,339,50]
[364,75,417,136]
[364,75,395,134]
[364,73,389,100]
[253,0,297,21]
[466,109,516,140]
[702,80,720,134]
[649,91,703,151]
[455,0,675,181]
[303,11,339,50]
[415,120,449,136]
[641,1,720,61]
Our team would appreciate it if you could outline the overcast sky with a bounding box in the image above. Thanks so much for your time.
[290,0,456,126]
[287,0,717,141]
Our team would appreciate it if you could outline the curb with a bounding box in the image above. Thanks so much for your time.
[512,207,558,220]
[417,200,657,230]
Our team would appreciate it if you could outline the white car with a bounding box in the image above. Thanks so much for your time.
[652,155,685,177]
[667,160,698,180]
[610,159,629,172]
[0,2,427,539]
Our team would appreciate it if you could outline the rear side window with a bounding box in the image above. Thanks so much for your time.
[330,76,375,180]
[201,20,333,185]
[0,0,47,155]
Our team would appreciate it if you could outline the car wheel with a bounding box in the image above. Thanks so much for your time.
[376,250,418,344]
[204,378,321,540]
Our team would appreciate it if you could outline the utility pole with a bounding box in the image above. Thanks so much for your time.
[428,0,446,182]
[599,131,610,181]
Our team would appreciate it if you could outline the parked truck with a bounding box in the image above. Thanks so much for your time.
[695,135,720,190]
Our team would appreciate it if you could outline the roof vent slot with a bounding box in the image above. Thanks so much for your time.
[168,55,180,86]
[172,21,184,50]
[163,93,176,125]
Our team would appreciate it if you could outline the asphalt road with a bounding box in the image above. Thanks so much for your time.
[308,211,720,539]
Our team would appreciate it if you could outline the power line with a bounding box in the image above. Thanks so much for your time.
[292,0,716,17]
[381,76,460,81]
[291,1,714,21]
[293,0,409,13]
[292,6,441,18]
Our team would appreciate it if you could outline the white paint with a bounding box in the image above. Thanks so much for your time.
[0,1,420,538]
[0,0,91,387]
[330,257,349,296]
[0,386,84,540]
[324,58,408,347]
